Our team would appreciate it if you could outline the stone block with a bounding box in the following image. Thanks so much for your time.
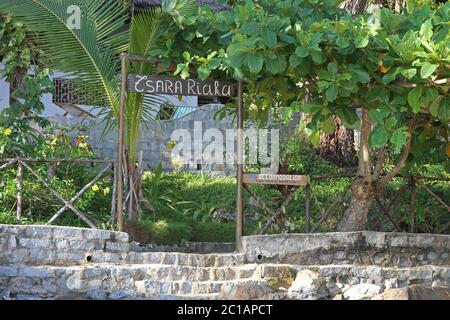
[106,242,129,252]
[25,226,52,238]
[19,238,52,248]
[53,227,83,240]
[18,267,53,278]
[0,266,18,277]
[83,229,111,241]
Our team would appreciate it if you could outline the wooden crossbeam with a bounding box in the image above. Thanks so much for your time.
[415,178,450,212]
[47,163,111,225]
[19,160,97,229]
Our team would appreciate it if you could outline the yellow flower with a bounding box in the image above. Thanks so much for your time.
[103,187,111,196]
[92,184,100,192]
[3,128,12,136]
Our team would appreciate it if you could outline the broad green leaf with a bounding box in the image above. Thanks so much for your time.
[282,107,294,122]
[327,62,338,76]
[336,36,350,49]
[247,54,263,73]
[321,117,336,135]
[310,130,320,148]
[325,83,338,102]
[385,117,397,129]
[355,35,369,48]
[295,47,309,58]
[335,107,360,129]
[401,68,417,79]
[261,28,277,48]
[241,21,259,34]
[348,66,370,83]
[197,65,211,80]
[369,106,389,124]
[438,96,449,121]
[407,87,422,113]
[370,127,389,148]
[390,127,409,154]
[301,102,323,113]
[420,19,433,42]
[420,62,438,79]
[289,54,300,68]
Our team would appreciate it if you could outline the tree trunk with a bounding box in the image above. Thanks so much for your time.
[336,178,374,231]
[337,109,374,231]
[320,117,357,167]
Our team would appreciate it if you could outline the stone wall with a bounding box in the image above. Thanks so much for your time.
[50,104,300,175]
[1,224,448,300]
[241,231,450,267]
[0,224,129,266]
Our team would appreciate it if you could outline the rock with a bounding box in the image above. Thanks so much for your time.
[220,283,278,300]
[343,284,382,300]
[0,289,11,300]
[332,294,343,300]
[407,285,450,300]
[288,270,322,294]
[109,290,141,300]
[130,241,144,252]
[371,288,409,300]
[87,289,108,300]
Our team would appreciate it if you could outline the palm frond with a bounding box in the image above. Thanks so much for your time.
[0,0,130,116]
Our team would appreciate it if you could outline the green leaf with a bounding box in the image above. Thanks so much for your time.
[310,130,320,148]
[420,19,433,42]
[301,102,323,113]
[401,68,417,79]
[370,127,389,148]
[335,107,360,129]
[390,127,409,154]
[369,106,390,124]
[295,47,309,58]
[321,117,336,135]
[247,53,263,73]
[407,87,422,113]
[354,35,369,48]
[349,66,370,83]
[438,96,449,121]
[336,37,350,49]
[197,65,211,80]
[325,83,338,102]
[385,117,397,129]
[327,62,338,76]
[241,21,259,34]
[261,28,277,48]
[420,62,438,79]
[289,54,300,68]
[282,107,294,122]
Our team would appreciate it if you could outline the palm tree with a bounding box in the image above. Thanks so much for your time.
[0,0,197,225]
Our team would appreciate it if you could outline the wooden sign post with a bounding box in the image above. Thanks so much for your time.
[116,54,241,236]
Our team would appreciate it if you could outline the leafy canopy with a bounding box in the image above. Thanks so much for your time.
[153,0,449,157]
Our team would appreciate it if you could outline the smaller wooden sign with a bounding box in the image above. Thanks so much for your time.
[243,173,309,186]
[128,74,237,97]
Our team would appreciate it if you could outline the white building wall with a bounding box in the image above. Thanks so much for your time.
[0,64,198,118]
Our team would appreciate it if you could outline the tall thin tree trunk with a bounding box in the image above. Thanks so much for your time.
[337,109,373,231]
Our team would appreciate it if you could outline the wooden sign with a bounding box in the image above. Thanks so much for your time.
[243,173,308,186]
[128,74,237,97]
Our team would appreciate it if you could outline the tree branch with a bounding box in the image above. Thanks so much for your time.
[373,147,386,181]
[357,109,372,184]
[378,117,416,187]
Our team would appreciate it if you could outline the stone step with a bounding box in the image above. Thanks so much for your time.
[135,279,269,296]
[151,293,221,300]
[127,264,258,282]
[127,252,245,267]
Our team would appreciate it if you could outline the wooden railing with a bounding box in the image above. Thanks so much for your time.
[0,158,117,229]
[243,173,449,235]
